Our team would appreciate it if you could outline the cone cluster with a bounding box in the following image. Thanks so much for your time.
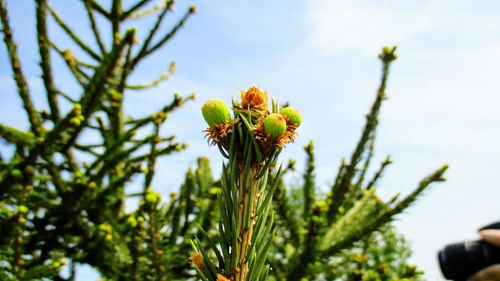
[201,86,302,160]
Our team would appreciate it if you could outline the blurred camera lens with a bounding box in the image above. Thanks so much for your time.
[438,240,500,280]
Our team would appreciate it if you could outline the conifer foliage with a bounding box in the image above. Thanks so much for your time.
[0,0,197,279]
[192,47,447,281]
[0,1,447,280]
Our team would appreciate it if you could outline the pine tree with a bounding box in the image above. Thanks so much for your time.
[0,1,447,280]
[0,0,198,279]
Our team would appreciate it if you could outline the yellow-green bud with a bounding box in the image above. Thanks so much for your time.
[70,117,81,126]
[279,107,302,126]
[18,205,28,214]
[127,216,138,227]
[98,224,112,234]
[24,166,34,175]
[145,192,160,204]
[88,182,97,189]
[263,114,287,139]
[18,217,26,224]
[11,169,22,179]
[201,99,231,128]
[209,187,221,195]
[312,200,328,213]
[0,207,11,217]
[72,103,81,115]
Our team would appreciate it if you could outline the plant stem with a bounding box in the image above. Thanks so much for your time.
[233,167,259,281]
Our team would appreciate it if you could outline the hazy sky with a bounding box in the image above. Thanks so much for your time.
[2,0,500,280]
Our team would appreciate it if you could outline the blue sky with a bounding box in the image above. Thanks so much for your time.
[2,0,500,280]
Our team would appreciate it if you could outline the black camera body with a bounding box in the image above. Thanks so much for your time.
[438,221,500,281]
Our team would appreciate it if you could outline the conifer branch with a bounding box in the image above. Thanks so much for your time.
[50,42,93,80]
[42,155,68,194]
[387,164,448,216]
[50,45,89,86]
[122,0,154,20]
[319,165,447,261]
[133,6,195,67]
[146,6,195,55]
[0,0,42,136]
[329,157,346,199]
[61,29,136,152]
[130,0,173,68]
[321,190,387,255]
[327,47,397,224]
[287,210,319,280]
[303,140,316,219]
[129,142,187,163]
[110,0,122,49]
[355,132,376,189]
[48,6,101,61]
[366,155,392,190]
[148,205,165,281]
[80,0,110,18]
[0,123,36,147]
[82,0,106,54]
[273,177,301,244]
[143,124,161,190]
[126,62,175,90]
[342,135,377,213]
[36,0,60,121]
[126,0,171,20]
[57,90,77,103]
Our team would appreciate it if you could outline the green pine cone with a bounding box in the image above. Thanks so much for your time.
[280,107,302,126]
[263,113,287,139]
[201,99,231,128]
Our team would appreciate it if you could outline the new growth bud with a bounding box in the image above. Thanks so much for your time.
[379,46,398,63]
[263,114,287,139]
[11,169,22,179]
[201,99,231,128]
[190,252,203,270]
[240,86,268,111]
[127,216,138,228]
[145,190,161,205]
[70,117,81,127]
[18,205,28,214]
[280,107,302,126]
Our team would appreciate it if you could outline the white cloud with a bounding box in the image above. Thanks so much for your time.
[300,0,442,57]
[297,1,500,279]
[299,0,500,57]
